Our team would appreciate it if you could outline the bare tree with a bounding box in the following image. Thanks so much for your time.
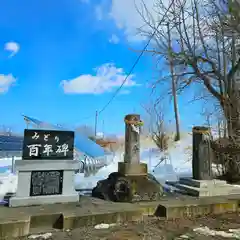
[0,125,13,136]
[133,0,240,142]
[166,22,181,141]
[141,102,169,151]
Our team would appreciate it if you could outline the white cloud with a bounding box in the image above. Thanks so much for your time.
[107,0,158,42]
[61,63,139,94]
[94,0,164,42]
[4,41,20,58]
[109,34,120,44]
[0,74,16,93]
[100,0,212,45]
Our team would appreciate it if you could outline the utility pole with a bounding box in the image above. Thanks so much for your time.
[167,22,181,141]
[102,120,105,139]
[94,110,98,137]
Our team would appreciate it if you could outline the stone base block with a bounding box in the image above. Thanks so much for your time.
[155,197,239,219]
[174,178,240,197]
[127,175,164,201]
[0,218,30,239]
[179,177,227,188]
[92,172,164,202]
[9,194,79,207]
[118,162,147,176]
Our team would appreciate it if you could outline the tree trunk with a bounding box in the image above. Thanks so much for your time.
[167,23,181,141]
[224,92,240,141]
[220,92,240,183]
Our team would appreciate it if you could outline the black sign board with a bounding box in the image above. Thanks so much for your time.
[22,129,74,160]
[30,170,63,196]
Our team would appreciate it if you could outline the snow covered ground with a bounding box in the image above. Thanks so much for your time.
[0,135,193,201]
[71,134,193,189]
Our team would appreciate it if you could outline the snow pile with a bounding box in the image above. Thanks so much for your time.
[74,152,123,189]
[94,223,117,230]
[193,226,240,238]
[0,157,21,173]
[28,233,52,239]
[140,134,192,182]
[0,173,18,201]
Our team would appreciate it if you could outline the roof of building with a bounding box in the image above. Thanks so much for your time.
[0,135,23,152]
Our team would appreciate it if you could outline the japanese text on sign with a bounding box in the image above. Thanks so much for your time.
[30,170,63,196]
[22,129,74,160]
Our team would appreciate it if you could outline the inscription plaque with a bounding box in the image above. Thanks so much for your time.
[30,170,63,196]
[22,129,74,160]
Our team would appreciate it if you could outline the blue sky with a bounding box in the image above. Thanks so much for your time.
[0,0,206,135]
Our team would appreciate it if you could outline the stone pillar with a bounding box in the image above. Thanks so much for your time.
[124,114,141,164]
[192,126,213,180]
[118,114,147,176]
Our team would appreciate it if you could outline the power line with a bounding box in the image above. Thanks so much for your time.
[98,2,174,115]
[94,110,98,137]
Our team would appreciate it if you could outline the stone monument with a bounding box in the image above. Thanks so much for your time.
[118,114,147,176]
[92,114,163,202]
[9,129,79,207]
[192,126,213,180]
[171,126,240,197]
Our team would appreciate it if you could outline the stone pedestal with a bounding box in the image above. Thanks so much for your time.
[172,177,240,197]
[117,162,163,201]
[118,162,147,176]
[9,160,79,207]
[165,126,240,197]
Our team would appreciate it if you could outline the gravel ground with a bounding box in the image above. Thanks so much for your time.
[21,212,240,240]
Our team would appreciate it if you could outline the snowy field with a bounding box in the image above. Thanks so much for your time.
[0,135,193,201]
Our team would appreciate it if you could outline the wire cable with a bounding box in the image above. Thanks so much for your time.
[98,2,174,115]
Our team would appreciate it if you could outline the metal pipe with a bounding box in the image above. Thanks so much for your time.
[74,153,111,176]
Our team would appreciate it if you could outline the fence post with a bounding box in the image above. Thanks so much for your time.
[11,156,14,173]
